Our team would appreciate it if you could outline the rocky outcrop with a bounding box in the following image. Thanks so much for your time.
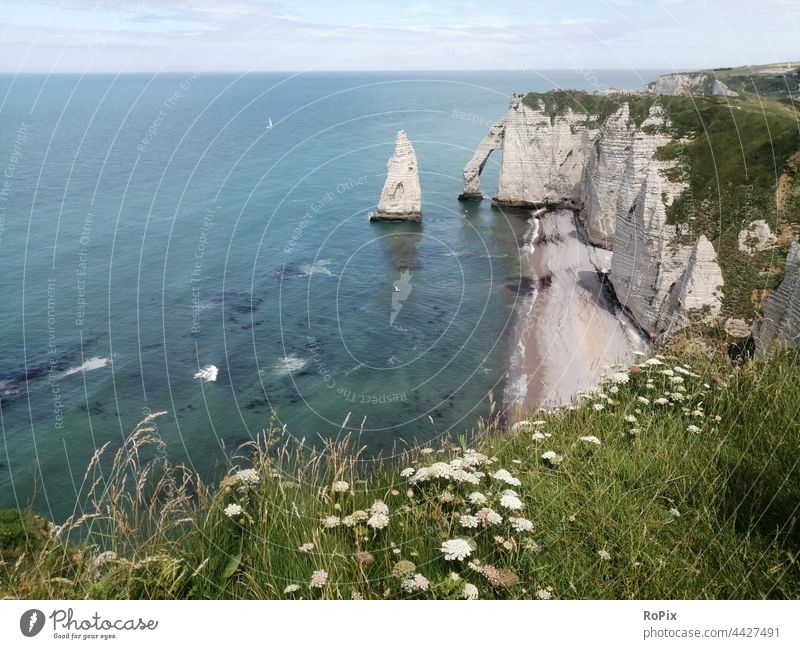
[645,72,738,97]
[581,105,675,248]
[493,95,596,209]
[608,165,723,336]
[370,130,422,222]
[754,241,800,353]
[458,117,506,200]
[737,219,777,253]
[724,318,752,338]
[658,235,725,332]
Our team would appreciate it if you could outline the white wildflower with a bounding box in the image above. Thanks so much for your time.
[686,424,701,433]
[460,515,479,529]
[624,414,637,423]
[400,467,415,478]
[592,403,605,411]
[463,583,479,600]
[531,431,546,442]
[440,539,472,561]
[310,569,328,588]
[475,507,503,526]
[509,517,534,532]
[462,450,489,467]
[322,516,341,529]
[491,469,522,486]
[644,358,663,365]
[401,573,430,593]
[370,500,389,516]
[298,543,314,553]
[669,507,681,518]
[523,539,541,552]
[234,468,260,491]
[468,492,487,506]
[367,512,389,530]
[598,549,612,561]
[654,397,669,406]
[451,469,481,485]
[427,462,452,479]
[637,396,650,404]
[332,480,349,493]
[610,371,629,385]
[541,450,564,466]
[578,435,602,445]
[224,503,243,518]
[439,491,454,503]
[283,584,300,594]
[499,491,524,510]
[536,587,553,600]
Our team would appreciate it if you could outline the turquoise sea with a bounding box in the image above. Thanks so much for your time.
[0,70,662,520]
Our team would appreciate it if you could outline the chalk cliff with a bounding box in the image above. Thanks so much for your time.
[370,130,422,222]
[645,72,739,97]
[493,95,595,209]
[461,95,725,337]
[459,116,506,200]
[754,241,800,353]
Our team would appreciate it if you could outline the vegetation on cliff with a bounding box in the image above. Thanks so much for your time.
[2,344,798,600]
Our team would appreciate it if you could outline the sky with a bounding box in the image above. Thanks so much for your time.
[0,0,796,73]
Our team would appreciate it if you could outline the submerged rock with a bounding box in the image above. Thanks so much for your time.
[370,130,422,222]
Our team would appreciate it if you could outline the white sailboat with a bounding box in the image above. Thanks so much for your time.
[265,116,273,131]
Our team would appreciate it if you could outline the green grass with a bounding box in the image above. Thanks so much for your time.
[2,345,799,600]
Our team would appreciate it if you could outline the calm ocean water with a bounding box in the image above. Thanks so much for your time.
[0,70,662,520]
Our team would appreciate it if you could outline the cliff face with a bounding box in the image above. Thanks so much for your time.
[754,241,800,353]
[370,130,422,222]
[581,105,674,248]
[494,95,595,209]
[461,95,726,337]
[646,72,739,97]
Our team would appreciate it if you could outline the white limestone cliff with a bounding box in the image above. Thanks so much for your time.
[460,94,726,337]
[581,105,675,248]
[754,241,800,353]
[370,130,422,222]
[608,165,724,336]
[645,72,738,97]
[459,116,506,200]
[494,95,596,209]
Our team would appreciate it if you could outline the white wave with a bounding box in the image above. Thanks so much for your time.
[273,355,308,376]
[60,356,110,379]
[194,364,218,382]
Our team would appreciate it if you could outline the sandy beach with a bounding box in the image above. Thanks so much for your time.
[504,209,648,418]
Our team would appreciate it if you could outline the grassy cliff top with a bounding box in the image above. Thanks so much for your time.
[3,345,799,599]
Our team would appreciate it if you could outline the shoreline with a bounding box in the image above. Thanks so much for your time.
[504,209,648,419]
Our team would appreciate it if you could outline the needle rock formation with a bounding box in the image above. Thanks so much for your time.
[370,130,422,222]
